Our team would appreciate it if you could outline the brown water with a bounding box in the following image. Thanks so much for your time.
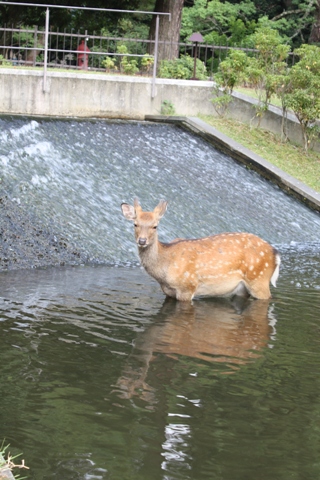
[0,244,320,480]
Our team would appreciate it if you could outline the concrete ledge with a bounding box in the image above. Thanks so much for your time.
[0,68,214,119]
[145,115,320,213]
[1,68,319,151]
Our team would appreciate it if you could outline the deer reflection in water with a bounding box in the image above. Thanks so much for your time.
[115,298,276,403]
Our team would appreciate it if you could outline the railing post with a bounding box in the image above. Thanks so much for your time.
[33,25,37,66]
[43,7,49,92]
[151,14,159,99]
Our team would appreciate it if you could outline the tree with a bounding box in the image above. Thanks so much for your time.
[246,26,290,126]
[148,0,185,61]
[212,49,249,116]
[180,0,257,45]
[0,0,141,31]
[285,44,320,150]
[309,0,320,43]
[269,0,317,46]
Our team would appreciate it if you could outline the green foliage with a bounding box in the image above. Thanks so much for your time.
[0,442,28,479]
[0,55,11,66]
[121,56,139,75]
[211,92,233,117]
[181,0,257,45]
[101,56,116,72]
[11,25,45,58]
[250,26,290,67]
[116,44,139,75]
[212,49,249,116]
[285,44,320,151]
[140,54,154,74]
[159,54,207,80]
[215,49,249,94]
[160,100,176,116]
[265,0,317,48]
[245,26,290,125]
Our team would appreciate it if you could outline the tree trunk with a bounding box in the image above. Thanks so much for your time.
[149,0,184,62]
[309,0,320,43]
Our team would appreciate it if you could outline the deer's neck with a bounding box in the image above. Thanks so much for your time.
[138,239,167,280]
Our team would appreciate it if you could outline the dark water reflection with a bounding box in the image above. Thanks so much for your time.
[0,246,320,479]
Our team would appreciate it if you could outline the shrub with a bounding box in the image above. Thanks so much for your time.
[285,44,320,151]
[158,54,208,80]
[0,55,11,66]
[212,49,249,116]
[160,100,176,115]
[101,56,116,72]
[117,44,139,75]
[140,54,154,75]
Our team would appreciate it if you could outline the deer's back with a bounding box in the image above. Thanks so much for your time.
[160,232,277,281]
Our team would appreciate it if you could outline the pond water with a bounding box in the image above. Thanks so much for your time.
[0,252,320,480]
[0,117,320,479]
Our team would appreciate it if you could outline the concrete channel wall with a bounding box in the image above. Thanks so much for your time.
[0,69,214,119]
[0,67,317,152]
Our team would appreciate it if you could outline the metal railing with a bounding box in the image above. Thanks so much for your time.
[0,24,257,74]
[0,2,261,94]
[0,2,171,96]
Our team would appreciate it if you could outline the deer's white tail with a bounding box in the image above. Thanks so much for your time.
[271,253,281,287]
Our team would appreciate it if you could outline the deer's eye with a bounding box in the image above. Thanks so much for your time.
[153,226,157,229]
[134,224,138,227]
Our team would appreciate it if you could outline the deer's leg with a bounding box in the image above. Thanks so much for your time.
[175,288,195,302]
[247,280,272,300]
[161,285,177,299]
[161,284,194,302]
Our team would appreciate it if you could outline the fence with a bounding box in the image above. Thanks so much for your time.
[0,24,257,76]
[0,2,173,96]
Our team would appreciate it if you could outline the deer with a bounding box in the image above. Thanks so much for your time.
[115,299,274,401]
[121,198,280,302]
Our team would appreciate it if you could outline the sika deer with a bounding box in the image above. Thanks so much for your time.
[121,199,280,302]
[115,299,274,401]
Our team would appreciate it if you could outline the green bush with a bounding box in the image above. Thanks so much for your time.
[159,54,208,80]
[0,55,11,66]
[285,44,320,151]
[160,100,176,115]
[101,56,116,72]
[141,54,154,74]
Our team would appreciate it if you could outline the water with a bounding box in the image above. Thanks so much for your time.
[1,116,320,264]
[0,117,320,479]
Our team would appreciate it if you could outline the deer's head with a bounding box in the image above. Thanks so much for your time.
[121,198,168,248]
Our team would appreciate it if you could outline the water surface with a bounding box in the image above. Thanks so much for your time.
[0,117,320,479]
[0,250,319,480]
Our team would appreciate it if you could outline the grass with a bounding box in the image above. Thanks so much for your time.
[0,442,29,480]
[199,114,320,193]
[234,85,283,108]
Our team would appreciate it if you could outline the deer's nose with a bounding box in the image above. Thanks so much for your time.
[138,238,147,246]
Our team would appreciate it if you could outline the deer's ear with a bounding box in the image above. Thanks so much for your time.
[154,200,167,219]
[121,203,136,221]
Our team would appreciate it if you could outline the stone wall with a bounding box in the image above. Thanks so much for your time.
[0,68,317,151]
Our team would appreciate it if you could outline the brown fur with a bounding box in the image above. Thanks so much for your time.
[121,199,280,302]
